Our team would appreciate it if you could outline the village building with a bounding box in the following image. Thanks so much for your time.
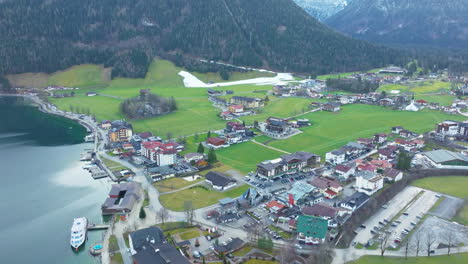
[383,168,403,182]
[213,238,244,255]
[129,227,190,264]
[260,117,295,138]
[101,182,142,215]
[322,102,341,112]
[141,141,178,166]
[355,171,384,196]
[265,200,288,214]
[230,96,264,108]
[100,120,112,130]
[108,120,133,143]
[296,215,329,245]
[206,137,227,149]
[422,149,468,169]
[325,149,346,165]
[339,192,370,211]
[391,126,404,134]
[436,120,460,136]
[278,181,316,206]
[184,152,205,163]
[309,177,343,199]
[374,133,387,144]
[334,164,355,180]
[228,104,244,113]
[205,171,237,191]
[256,152,320,179]
[302,203,338,220]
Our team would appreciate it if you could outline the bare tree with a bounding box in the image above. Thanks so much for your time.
[279,243,296,264]
[380,232,391,256]
[306,241,335,264]
[157,207,169,225]
[412,230,423,257]
[183,201,194,225]
[442,230,455,256]
[425,230,437,256]
[402,239,410,260]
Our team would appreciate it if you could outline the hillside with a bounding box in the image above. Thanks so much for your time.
[0,0,405,78]
[326,0,468,49]
[293,0,348,21]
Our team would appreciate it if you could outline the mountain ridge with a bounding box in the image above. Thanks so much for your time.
[326,0,468,49]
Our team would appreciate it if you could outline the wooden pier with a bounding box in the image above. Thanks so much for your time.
[87,223,110,231]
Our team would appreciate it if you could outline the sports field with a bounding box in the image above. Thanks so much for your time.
[348,253,468,264]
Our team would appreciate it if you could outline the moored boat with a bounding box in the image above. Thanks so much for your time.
[70,217,88,251]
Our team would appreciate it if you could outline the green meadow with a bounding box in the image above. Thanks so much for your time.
[349,254,468,264]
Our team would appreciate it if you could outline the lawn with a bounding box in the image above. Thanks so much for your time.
[6,72,49,88]
[178,228,202,240]
[50,95,124,121]
[159,184,250,211]
[110,253,123,264]
[216,141,284,173]
[100,156,125,168]
[154,177,204,193]
[348,253,468,264]
[265,104,466,157]
[411,176,468,198]
[233,245,254,257]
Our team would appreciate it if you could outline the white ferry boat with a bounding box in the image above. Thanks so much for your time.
[70,217,88,250]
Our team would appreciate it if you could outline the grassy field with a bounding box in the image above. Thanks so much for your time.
[264,104,466,157]
[411,176,468,198]
[378,80,451,94]
[453,204,468,226]
[348,253,468,264]
[48,64,110,88]
[240,97,313,124]
[216,141,284,174]
[192,70,275,83]
[414,94,455,106]
[153,177,204,193]
[6,72,49,88]
[159,184,249,211]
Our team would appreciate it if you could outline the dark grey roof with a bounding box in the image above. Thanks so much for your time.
[341,192,369,209]
[205,171,236,187]
[281,151,318,163]
[257,159,284,171]
[130,227,165,251]
[231,96,259,102]
[331,149,346,155]
[424,149,468,164]
[214,238,244,253]
[133,241,190,264]
[356,171,377,180]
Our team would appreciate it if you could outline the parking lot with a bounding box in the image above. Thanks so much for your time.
[387,189,440,248]
[353,186,422,244]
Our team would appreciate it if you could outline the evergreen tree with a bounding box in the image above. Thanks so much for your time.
[139,207,146,219]
[207,147,217,163]
[220,70,230,81]
[197,142,205,154]
[397,152,412,171]
[207,131,211,138]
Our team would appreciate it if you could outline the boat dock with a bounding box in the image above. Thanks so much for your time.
[87,223,109,231]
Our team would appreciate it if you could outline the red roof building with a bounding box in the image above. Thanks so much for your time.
[207,137,226,147]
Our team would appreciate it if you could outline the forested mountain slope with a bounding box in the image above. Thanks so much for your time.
[0,0,405,77]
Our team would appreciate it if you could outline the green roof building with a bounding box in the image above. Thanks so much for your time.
[423,149,468,168]
[296,215,328,244]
